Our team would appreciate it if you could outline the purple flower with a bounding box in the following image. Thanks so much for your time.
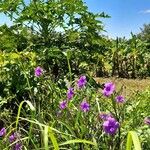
[34,66,43,77]
[67,87,74,100]
[9,133,17,143]
[144,117,150,125]
[15,143,22,150]
[115,95,125,103]
[0,127,6,137]
[103,117,119,135]
[80,100,90,112]
[99,113,112,121]
[77,76,87,88]
[59,100,67,110]
[102,82,115,97]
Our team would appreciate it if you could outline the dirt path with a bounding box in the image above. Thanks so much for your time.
[95,77,150,97]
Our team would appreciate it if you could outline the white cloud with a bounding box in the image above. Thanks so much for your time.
[139,9,150,14]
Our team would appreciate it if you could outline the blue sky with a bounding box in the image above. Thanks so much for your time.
[84,0,150,38]
[0,0,150,38]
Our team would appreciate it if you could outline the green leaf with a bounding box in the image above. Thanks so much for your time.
[126,131,142,150]
[59,139,97,147]
[16,100,35,130]
[43,126,49,150]
[48,127,59,150]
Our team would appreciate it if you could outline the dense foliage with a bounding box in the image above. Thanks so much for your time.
[0,0,149,78]
[0,65,150,149]
[0,0,150,149]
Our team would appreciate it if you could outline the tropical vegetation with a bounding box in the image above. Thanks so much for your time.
[0,0,150,149]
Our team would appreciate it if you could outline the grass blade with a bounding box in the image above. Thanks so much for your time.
[126,131,142,150]
[43,126,49,150]
[16,100,35,129]
[59,139,97,147]
[48,127,59,150]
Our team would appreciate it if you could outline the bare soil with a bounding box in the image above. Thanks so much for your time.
[95,77,150,97]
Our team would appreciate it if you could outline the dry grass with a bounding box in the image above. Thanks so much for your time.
[95,77,150,97]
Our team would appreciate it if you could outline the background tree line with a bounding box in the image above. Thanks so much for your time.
[0,0,149,80]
